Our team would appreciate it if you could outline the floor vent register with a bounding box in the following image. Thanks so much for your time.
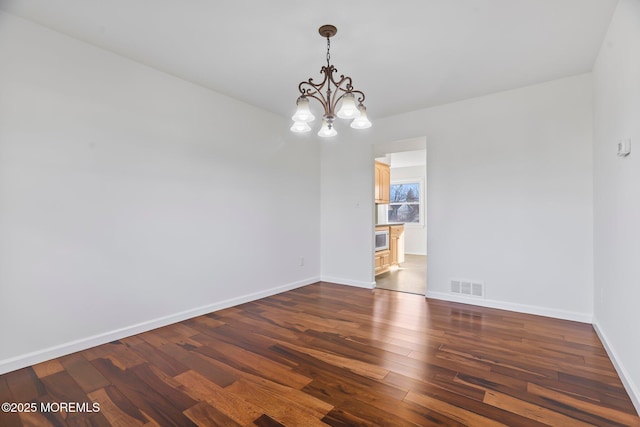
[450,279,484,298]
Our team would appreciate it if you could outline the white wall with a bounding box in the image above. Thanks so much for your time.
[320,137,376,288]
[390,165,427,255]
[592,0,640,411]
[0,12,320,373]
[321,74,594,321]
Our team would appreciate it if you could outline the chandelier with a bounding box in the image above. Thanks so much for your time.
[290,25,371,137]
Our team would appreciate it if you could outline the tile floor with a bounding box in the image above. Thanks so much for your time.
[375,254,426,295]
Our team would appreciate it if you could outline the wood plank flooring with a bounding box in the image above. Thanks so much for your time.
[1,282,638,426]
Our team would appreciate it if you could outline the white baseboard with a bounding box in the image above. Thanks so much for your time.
[425,291,592,323]
[592,317,640,415]
[0,276,320,375]
[320,276,376,289]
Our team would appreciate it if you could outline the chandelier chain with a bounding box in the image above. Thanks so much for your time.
[326,36,331,67]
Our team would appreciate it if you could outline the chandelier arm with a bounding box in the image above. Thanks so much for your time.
[299,64,331,92]
[326,70,345,114]
[330,73,363,114]
[351,89,366,104]
[303,92,330,115]
[327,70,352,115]
[298,81,331,115]
[321,66,335,117]
[298,80,324,96]
[333,74,366,103]
[299,66,339,116]
[298,79,366,117]
[330,91,344,115]
[298,83,321,97]
[331,74,353,92]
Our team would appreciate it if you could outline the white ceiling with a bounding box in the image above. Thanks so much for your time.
[0,0,618,120]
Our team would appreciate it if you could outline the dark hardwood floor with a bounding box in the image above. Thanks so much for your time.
[1,282,638,426]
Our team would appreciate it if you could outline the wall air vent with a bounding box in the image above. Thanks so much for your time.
[450,279,484,298]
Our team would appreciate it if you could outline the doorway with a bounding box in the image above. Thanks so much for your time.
[373,138,427,295]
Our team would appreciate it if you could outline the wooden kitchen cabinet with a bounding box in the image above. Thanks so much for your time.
[389,225,404,267]
[374,161,390,204]
[375,224,404,276]
[375,249,391,276]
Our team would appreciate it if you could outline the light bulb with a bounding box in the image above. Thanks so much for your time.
[350,104,372,129]
[290,121,312,133]
[318,119,337,137]
[336,93,361,119]
[291,96,315,122]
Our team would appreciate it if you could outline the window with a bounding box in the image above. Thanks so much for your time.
[388,179,423,226]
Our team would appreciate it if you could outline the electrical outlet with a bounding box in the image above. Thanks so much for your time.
[299,257,305,267]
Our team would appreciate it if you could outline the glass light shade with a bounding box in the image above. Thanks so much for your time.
[317,119,337,138]
[350,104,372,129]
[290,121,311,133]
[291,96,315,122]
[336,93,360,119]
